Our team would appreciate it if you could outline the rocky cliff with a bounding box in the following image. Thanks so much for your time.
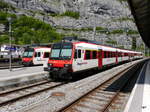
[2,0,144,49]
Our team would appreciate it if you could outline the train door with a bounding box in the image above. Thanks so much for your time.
[98,49,102,68]
[33,51,42,65]
[73,48,83,71]
[116,51,118,64]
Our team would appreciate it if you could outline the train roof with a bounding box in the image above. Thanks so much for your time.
[55,37,143,54]
[73,41,142,54]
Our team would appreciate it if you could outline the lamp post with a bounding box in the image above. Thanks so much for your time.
[7,17,12,71]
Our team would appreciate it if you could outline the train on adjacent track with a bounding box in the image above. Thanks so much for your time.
[47,38,143,80]
[22,47,51,66]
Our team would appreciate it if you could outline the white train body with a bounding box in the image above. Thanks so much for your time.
[48,41,143,79]
[22,47,51,66]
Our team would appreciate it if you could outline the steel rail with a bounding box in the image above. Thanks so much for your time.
[58,62,142,112]
[0,80,66,106]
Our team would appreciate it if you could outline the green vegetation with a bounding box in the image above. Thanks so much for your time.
[61,33,78,38]
[50,11,80,19]
[117,0,127,3]
[127,30,139,35]
[96,27,105,31]
[110,29,124,34]
[61,11,80,19]
[118,45,124,49]
[113,17,134,22]
[0,0,15,12]
[106,39,117,45]
[80,27,93,31]
[0,11,61,45]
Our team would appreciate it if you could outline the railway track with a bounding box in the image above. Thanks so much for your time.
[59,61,144,112]
[0,80,66,106]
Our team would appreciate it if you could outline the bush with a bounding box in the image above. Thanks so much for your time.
[0,0,15,11]
[127,30,139,35]
[110,29,124,34]
[61,11,80,19]
[0,12,61,45]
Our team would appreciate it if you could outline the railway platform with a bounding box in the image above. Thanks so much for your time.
[124,59,150,112]
[0,66,49,89]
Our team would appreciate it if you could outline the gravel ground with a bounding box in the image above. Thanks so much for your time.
[0,59,144,112]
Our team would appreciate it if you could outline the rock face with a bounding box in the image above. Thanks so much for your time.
[3,0,144,49]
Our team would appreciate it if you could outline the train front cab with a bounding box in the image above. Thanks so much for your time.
[48,42,73,79]
[48,42,103,79]
[22,48,34,66]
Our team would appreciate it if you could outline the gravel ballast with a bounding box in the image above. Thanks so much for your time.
[0,59,144,112]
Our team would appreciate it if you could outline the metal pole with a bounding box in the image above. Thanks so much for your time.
[93,14,96,41]
[8,18,12,71]
[93,26,96,40]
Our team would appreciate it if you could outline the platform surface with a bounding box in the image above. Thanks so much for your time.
[0,66,44,79]
[124,60,150,112]
[0,66,48,88]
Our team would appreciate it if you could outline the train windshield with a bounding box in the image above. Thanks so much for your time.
[50,43,72,60]
[23,48,34,58]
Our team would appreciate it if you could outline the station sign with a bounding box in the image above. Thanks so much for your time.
[5,47,16,51]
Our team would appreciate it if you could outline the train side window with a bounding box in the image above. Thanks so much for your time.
[104,51,106,58]
[85,50,91,60]
[35,52,37,57]
[74,49,77,59]
[38,52,41,57]
[108,52,110,58]
[92,51,97,59]
[78,49,81,58]
[44,52,50,58]
[74,49,81,59]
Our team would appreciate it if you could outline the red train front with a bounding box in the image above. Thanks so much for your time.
[48,42,73,79]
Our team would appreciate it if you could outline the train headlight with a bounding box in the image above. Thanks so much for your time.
[48,63,53,66]
[64,64,69,67]
[64,64,71,67]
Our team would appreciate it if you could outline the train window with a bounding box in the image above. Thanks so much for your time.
[109,52,111,58]
[74,49,81,59]
[104,51,107,58]
[34,52,37,57]
[108,52,111,58]
[44,52,50,58]
[107,52,109,58]
[78,49,81,58]
[38,52,41,57]
[112,52,114,57]
[92,51,97,59]
[85,50,91,60]
[74,50,77,59]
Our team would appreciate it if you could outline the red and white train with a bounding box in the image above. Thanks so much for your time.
[22,47,51,66]
[47,39,143,79]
